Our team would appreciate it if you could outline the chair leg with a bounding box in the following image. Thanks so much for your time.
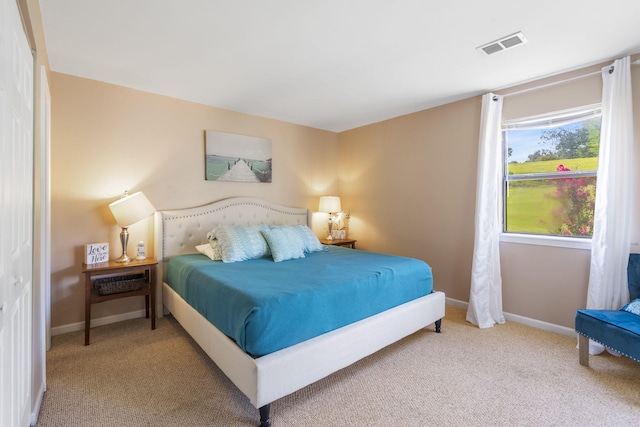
[578,334,589,366]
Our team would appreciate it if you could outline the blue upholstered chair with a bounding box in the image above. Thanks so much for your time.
[575,253,640,366]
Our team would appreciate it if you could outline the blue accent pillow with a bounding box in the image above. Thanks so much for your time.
[214,224,270,263]
[621,299,640,316]
[261,227,305,262]
[275,225,324,253]
[627,253,640,300]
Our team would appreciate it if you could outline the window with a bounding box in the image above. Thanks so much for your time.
[503,105,601,238]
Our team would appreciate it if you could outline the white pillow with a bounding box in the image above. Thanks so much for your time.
[196,243,222,261]
[261,227,305,262]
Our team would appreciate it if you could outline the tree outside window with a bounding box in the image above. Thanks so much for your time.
[503,106,601,237]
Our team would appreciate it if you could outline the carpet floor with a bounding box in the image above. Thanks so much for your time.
[35,306,640,426]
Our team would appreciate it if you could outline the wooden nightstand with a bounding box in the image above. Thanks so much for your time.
[83,258,157,345]
[319,238,357,249]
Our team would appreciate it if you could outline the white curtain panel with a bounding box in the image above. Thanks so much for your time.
[467,93,506,328]
[586,56,635,355]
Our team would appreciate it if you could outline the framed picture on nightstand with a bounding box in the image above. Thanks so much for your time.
[331,229,346,240]
[84,243,109,264]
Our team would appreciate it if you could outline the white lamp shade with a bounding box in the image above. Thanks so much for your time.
[319,196,341,213]
[109,191,156,227]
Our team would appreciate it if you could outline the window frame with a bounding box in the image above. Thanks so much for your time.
[499,104,601,248]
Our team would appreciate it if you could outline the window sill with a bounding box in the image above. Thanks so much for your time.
[499,233,591,250]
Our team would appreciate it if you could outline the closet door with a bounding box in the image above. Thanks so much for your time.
[0,0,34,425]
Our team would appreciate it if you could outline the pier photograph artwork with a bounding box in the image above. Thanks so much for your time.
[205,130,272,183]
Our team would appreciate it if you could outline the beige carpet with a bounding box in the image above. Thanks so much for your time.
[36,306,639,426]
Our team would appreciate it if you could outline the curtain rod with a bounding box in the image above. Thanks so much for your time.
[500,59,640,98]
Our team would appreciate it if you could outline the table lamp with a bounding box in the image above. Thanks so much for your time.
[318,196,341,241]
[109,191,156,262]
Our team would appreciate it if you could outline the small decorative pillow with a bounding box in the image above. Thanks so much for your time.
[214,224,270,263]
[261,227,305,262]
[277,224,324,253]
[195,243,222,261]
[621,299,640,316]
[202,230,223,260]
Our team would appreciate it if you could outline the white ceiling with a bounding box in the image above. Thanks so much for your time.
[39,0,640,132]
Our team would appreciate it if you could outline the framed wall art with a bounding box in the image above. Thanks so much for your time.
[205,130,272,183]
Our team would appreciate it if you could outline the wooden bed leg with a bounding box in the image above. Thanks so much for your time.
[435,319,442,333]
[259,404,271,427]
[578,334,589,367]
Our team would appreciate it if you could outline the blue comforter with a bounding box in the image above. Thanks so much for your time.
[166,246,433,357]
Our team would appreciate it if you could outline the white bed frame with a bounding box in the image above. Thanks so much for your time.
[154,197,445,426]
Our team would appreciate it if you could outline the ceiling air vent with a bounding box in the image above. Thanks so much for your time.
[477,31,527,56]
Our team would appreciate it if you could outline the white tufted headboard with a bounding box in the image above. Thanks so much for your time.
[153,197,310,312]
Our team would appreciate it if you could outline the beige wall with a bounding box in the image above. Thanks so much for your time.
[339,97,481,303]
[50,51,640,332]
[50,73,339,328]
[339,56,640,329]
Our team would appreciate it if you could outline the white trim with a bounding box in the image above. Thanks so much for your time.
[445,297,576,337]
[31,64,51,427]
[54,300,578,341]
[445,297,469,310]
[504,309,575,337]
[30,382,45,426]
[51,309,147,336]
[502,103,601,129]
[42,65,52,352]
[499,232,591,250]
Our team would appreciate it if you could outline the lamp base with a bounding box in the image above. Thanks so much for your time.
[115,254,132,263]
[327,216,335,241]
[115,227,131,263]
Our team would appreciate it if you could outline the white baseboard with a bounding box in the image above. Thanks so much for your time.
[30,381,45,426]
[445,297,576,337]
[445,297,469,310]
[51,309,147,337]
[52,300,576,338]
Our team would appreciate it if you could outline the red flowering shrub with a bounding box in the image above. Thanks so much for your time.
[548,164,595,236]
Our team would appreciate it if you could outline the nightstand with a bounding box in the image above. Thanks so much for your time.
[319,238,357,249]
[83,258,157,345]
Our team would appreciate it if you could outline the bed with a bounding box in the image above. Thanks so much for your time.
[154,197,445,426]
